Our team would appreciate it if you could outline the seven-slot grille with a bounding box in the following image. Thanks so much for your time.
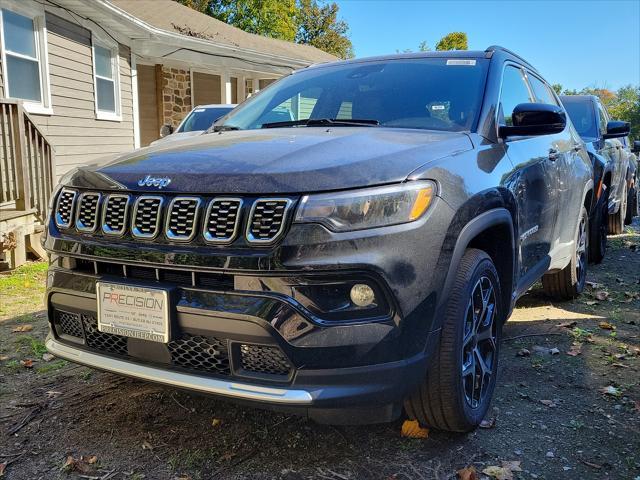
[203,198,242,243]
[53,190,294,245]
[166,197,201,241]
[247,199,292,243]
[75,193,101,232]
[132,196,163,238]
[54,188,77,228]
[102,194,129,235]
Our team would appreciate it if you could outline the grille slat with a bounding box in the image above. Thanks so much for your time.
[132,196,163,239]
[203,198,242,244]
[75,192,101,232]
[54,188,77,228]
[246,199,292,244]
[102,194,130,235]
[166,197,201,241]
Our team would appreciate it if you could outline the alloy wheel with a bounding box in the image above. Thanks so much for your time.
[461,276,498,409]
[576,214,588,286]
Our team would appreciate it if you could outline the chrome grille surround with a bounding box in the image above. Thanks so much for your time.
[165,196,202,242]
[132,196,164,239]
[102,194,130,236]
[202,198,243,244]
[75,192,102,232]
[246,198,293,244]
[54,188,78,229]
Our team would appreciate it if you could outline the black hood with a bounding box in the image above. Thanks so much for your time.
[65,128,472,194]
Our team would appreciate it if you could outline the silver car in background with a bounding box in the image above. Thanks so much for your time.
[151,104,236,146]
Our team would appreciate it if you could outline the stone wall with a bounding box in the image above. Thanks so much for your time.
[161,67,192,128]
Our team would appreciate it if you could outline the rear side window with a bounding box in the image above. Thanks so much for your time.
[499,66,533,126]
[597,102,609,134]
[528,75,558,106]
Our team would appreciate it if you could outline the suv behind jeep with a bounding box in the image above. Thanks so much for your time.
[44,46,593,432]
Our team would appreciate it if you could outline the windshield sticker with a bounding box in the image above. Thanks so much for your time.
[446,59,476,66]
[431,105,446,110]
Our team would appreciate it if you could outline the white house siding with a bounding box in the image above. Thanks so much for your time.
[31,13,135,178]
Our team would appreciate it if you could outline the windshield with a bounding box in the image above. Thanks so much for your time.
[561,98,598,139]
[219,58,489,132]
[178,107,234,132]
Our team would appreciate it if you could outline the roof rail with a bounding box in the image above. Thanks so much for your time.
[485,45,537,71]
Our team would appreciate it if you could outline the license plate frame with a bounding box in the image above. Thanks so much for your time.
[96,281,170,343]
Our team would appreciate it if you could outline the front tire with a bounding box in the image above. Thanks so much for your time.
[404,249,502,432]
[589,188,608,264]
[625,183,637,225]
[609,182,627,234]
[543,206,588,300]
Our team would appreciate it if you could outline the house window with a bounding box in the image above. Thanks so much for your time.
[0,6,51,114]
[92,41,121,120]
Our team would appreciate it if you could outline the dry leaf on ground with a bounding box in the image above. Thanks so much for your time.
[11,325,33,333]
[20,359,34,369]
[457,465,477,480]
[400,419,429,439]
[557,321,577,328]
[480,417,496,429]
[211,418,222,427]
[567,344,582,356]
[598,321,616,330]
[599,385,621,397]
[595,291,609,301]
[516,348,530,357]
[41,353,55,362]
[540,399,557,407]
[61,456,92,474]
[0,461,6,477]
[482,465,513,480]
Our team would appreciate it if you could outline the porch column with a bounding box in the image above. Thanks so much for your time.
[221,71,233,104]
[236,75,245,102]
[252,78,260,95]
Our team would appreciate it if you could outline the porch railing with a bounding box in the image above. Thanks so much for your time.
[0,99,55,222]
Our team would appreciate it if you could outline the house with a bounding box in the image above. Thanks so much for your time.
[0,0,335,269]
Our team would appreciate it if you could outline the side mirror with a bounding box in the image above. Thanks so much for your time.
[632,140,640,153]
[159,124,174,138]
[499,103,566,138]
[603,120,630,139]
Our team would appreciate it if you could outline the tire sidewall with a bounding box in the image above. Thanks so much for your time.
[572,207,589,295]
[449,256,502,427]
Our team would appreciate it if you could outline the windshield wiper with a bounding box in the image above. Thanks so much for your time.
[261,118,379,129]
[209,124,240,133]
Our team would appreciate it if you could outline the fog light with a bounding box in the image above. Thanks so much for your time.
[350,284,375,307]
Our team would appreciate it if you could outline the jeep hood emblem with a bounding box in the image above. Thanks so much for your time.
[138,175,171,189]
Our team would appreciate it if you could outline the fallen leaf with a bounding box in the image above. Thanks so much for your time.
[11,325,33,333]
[0,355,9,361]
[585,301,598,306]
[586,281,600,289]
[482,465,513,480]
[516,348,530,357]
[549,347,560,355]
[579,458,603,469]
[211,418,222,427]
[0,461,6,477]
[21,359,34,369]
[598,321,616,330]
[457,465,477,480]
[141,440,153,450]
[599,385,621,397]
[41,353,54,362]
[479,417,496,429]
[86,455,98,465]
[501,461,522,472]
[611,363,629,368]
[557,321,577,328]
[61,456,91,474]
[400,419,429,439]
[567,344,582,356]
[634,400,640,413]
[595,291,609,301]
[45,391,62,398]
[540,399,557,407]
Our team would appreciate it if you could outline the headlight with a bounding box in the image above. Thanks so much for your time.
[294,181,436,232]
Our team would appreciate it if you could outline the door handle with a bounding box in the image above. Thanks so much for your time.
[548,148,559,161]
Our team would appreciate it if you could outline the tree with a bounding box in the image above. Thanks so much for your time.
[608,85,640,141]
[551,84,563,95]
[418,41,430,52]
[204,0,297,41]
[175,0,211,14]
[295,0,353,59]
[435,32,468,51]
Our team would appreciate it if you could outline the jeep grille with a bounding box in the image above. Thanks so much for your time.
[102,194,129,235]
[54,188,77,228]
[166,197,201,241]
[132,196,163,239]
[203,198,242,243]
[246,199,292,244]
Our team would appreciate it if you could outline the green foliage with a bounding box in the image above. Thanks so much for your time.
[435,32,468,51]
[418,41,430,52]
[175,0,353,58]
[206,0,297,41]
[295,0,353,59]
[551,83,563,95]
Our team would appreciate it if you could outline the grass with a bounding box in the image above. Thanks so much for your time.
[0,261,48,320]
[36,359,67,374]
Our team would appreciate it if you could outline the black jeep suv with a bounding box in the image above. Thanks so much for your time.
[44,46,593,432]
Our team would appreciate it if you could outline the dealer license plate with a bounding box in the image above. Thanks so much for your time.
[97,282,170,343]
